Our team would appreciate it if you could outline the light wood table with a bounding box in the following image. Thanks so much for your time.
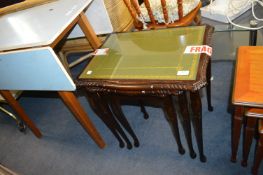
[0,0,105,148]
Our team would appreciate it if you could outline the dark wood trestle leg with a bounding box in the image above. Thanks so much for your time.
[252,127,263,175]
[109,96,140,147]
[139,100,149,119]
[86,93,125,148]
[190,91,207,162]
[178,92,196,159]
[87,92,133,149]
[162,96,185,155]
[99,94,133,149]
[206,59,213,112]
[231,106,244,162]
[241,117,257,167]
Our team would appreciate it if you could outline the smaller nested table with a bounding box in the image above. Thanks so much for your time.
[231,46,263,163]
[77,25,214,162]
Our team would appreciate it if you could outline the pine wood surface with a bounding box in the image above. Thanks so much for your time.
[233,46,263,107]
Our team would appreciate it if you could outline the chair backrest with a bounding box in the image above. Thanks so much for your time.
[122,0,202,29]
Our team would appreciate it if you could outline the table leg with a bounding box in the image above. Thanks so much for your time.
[231,106,244,162]
[163,96,185,155]
[249,30,257,46]
[58,91,106,148]
[190,91,206,162]
[252,130,263,175]
[0,90,42,138]
[206,59,213,111]
[86,93,125,148]
[109,96,140,147]
[139,100,149,119]
[241,117,257,167]
[78,12,102,49]
[98,94,133,149]
[249,20,258,46]
[178,92,196,159]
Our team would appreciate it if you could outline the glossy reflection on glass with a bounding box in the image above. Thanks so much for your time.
[80,26,205,80]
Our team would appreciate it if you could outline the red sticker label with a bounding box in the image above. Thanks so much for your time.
[184,45,212,56]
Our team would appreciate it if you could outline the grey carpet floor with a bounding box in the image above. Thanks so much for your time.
[0,57,262,175]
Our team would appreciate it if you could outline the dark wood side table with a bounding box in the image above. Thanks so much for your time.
[77,25,214,162]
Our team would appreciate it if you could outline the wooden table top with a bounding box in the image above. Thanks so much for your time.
[233,46,263,107]
[0,0,92,51]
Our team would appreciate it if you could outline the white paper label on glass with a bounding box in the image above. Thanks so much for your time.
[94,48,109,56]
[87,70,93,75]
[177,70,190,76]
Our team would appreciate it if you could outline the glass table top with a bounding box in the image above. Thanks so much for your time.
[79,26,206,81]
[214,24,250,32]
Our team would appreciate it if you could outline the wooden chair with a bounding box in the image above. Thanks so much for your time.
[122,0,202,30]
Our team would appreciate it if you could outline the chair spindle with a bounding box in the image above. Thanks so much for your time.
[177,0,183,19]
[161,0,168,24]
[122,0,201,29]
[122,0,137,21]
[130,0,142,16]
[143,0,157,27]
